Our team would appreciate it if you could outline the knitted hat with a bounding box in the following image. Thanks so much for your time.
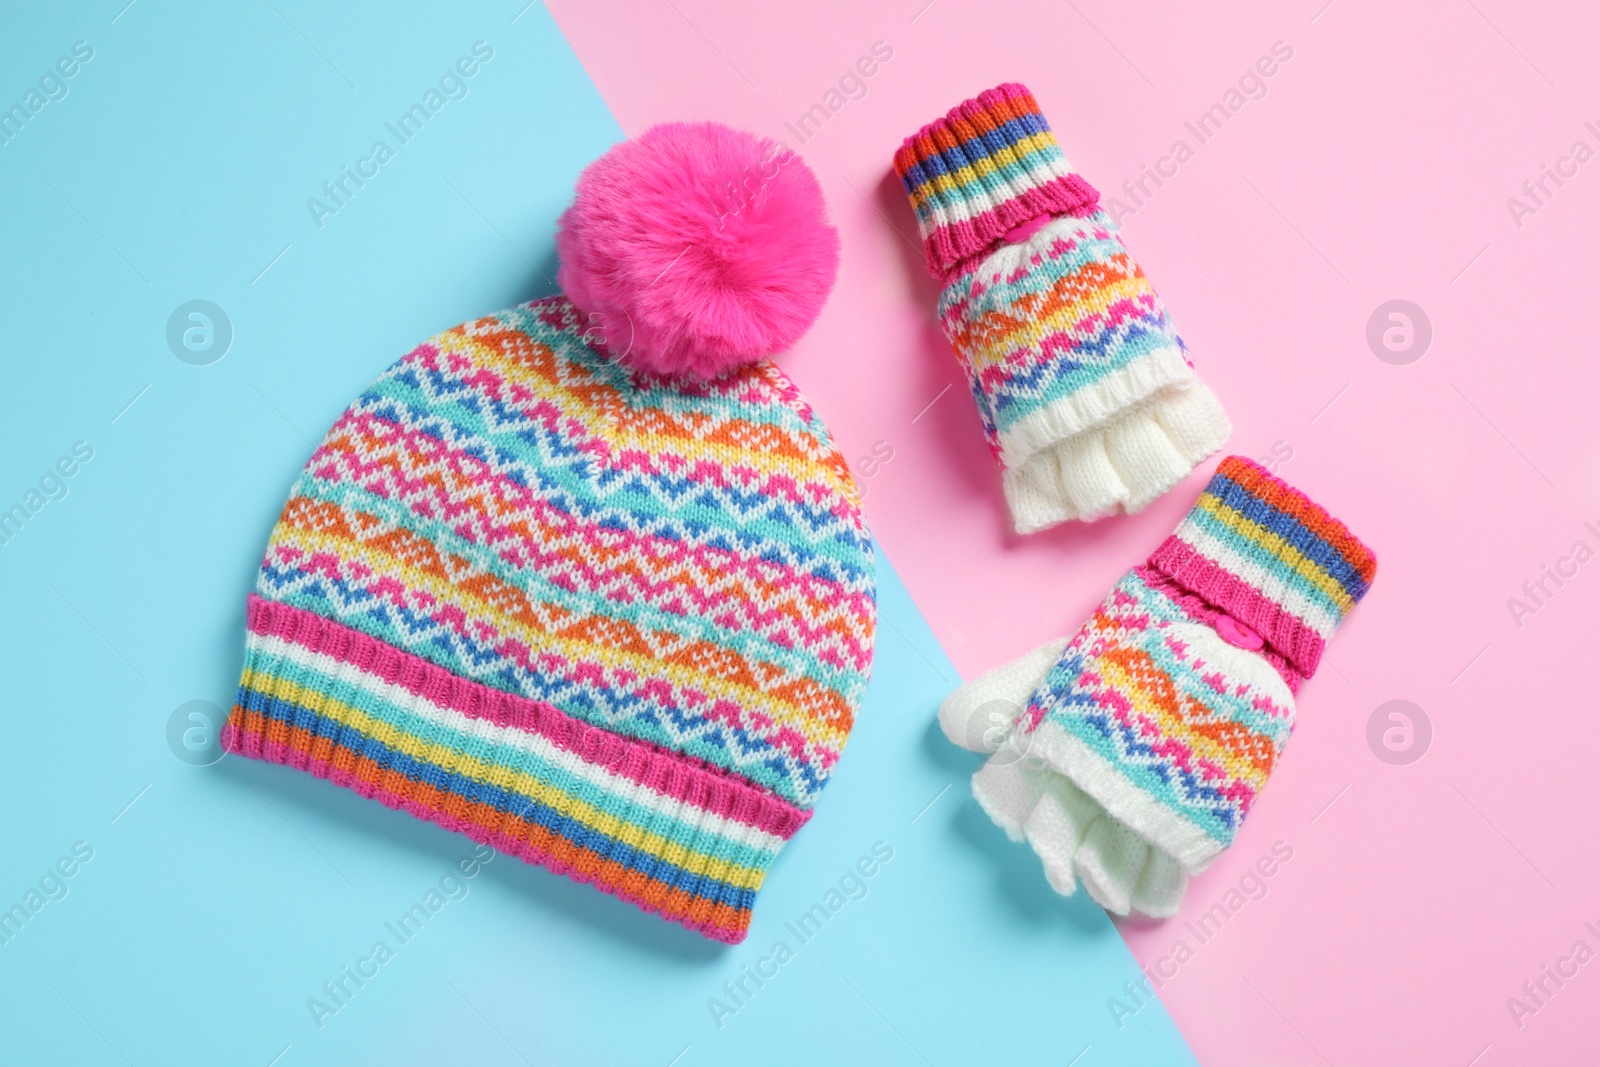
[222,123,876,944]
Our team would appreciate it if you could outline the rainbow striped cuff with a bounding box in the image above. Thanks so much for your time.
[1148,457,1376,680]
[893,83,1100,278]
[221,596,806,944]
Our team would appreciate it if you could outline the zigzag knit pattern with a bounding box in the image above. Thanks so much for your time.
[894,83,1230,535]
[222,296,877,943]
[1018,568,1294,859]
[935,212,1188,461]
[1015,458,1374,865]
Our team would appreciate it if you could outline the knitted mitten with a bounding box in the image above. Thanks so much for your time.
[893,84,1231,534]
[938,457,1375,916]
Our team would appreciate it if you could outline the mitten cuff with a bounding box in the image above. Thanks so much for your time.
[893,83,1099,278]
[1148,457,1377,680]
[1002,372,1232,534]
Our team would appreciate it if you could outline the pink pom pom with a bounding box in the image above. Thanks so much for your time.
[556,122,840,380]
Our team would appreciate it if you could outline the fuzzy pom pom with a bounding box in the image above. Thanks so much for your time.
[556,122,840,380]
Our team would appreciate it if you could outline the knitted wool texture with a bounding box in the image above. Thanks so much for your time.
[222,297,877,943]
[894,84,1231,533]
[941,457,1374,916]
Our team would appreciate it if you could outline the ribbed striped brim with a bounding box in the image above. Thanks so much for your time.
[222,596,807,944]
[1148,457,1376,679]
[892,83,1100,278]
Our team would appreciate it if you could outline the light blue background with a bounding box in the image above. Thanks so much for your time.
[0,3,1197,1064]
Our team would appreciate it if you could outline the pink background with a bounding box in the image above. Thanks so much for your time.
[547,1,1600,1063]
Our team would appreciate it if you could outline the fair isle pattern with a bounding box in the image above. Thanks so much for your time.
[1149,457,1376,680]
[893,83,1100,278]
[1013,459,1374,861]
[1019,568,1296,855]
[935,211,1187,460]
[223,296,876,942]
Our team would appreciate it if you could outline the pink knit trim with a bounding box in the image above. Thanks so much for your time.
[1143,543,1326,681]
[1134,566,1303,694]
[244,595,810,839]
[924,174,1100,280]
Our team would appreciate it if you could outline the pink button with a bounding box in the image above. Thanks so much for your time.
[1003,214,1051,244]
[1215,615,1264,651]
